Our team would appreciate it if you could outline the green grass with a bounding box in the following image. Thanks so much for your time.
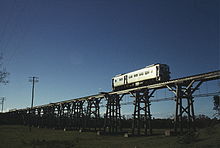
[0,125,220,148]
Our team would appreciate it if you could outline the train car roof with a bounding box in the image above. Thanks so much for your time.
[113,63,162,78]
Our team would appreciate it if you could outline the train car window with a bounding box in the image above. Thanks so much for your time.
[115,79,117,82]
[139,73,143,76]
[119,78,123,81]
[129,75,133,79]
[145,71,149,75]
[134,74,138,77]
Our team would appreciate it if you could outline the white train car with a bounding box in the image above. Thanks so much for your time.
[112,63,170,91]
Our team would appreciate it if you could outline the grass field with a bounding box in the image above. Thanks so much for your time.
[0,125,220,148]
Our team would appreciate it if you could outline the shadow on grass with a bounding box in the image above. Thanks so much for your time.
[24,139,76,148]
[177,131,200,144]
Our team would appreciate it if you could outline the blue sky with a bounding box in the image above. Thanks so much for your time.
[0,0,219,118]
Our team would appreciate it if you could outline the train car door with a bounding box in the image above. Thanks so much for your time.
[156,65,160,81]
[156,66,159,76]
[124,75,128,85]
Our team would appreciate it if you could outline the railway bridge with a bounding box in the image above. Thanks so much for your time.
[1,70,220,136]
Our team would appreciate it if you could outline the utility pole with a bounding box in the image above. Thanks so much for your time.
[28,76,39,131]
[0,97,5,112]
[29,77,39,108]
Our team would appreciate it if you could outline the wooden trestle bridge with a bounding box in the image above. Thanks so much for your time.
[2,70,220,136]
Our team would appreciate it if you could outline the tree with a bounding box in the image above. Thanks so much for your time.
[213,95,220,117]
[0,55,9,84]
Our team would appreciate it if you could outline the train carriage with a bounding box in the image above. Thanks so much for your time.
[112,63,170,91]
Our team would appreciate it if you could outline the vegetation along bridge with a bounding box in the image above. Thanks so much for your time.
[2,70,220,136]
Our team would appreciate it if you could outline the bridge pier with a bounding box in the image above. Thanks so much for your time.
[29,108,36,127]
[86,98,101,131]
[130,89,154,136]
[72,101,85,130]
[104,94,123,134]
[32,108,38,127]
[60,103,72,130]
[42,107,49,128]
[35,108,40,127]
[42,107,50,128]
[20,110,28,125]
[53,105,59,128]
[167,80,203,134]
[54,105,63,129]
